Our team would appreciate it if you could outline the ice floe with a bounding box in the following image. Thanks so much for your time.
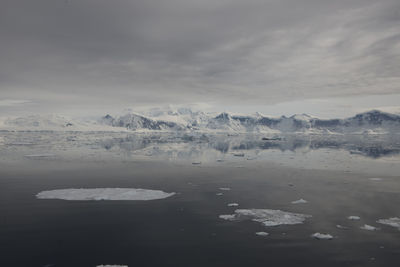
[369,178,383,181]
[219,214,236,220]
[24,154,56,158]
[227,203,239,207]
[216,193,223,196]
[348,216,361,220]
[291,199,308,204]
[255,232,269,236]
[336,224,348,230]
[311,233,333,240]
[219,209,311,227]
[219,187,231,191]
[360,224,380,231]
[377,217,400,229]
[36,188,175,201]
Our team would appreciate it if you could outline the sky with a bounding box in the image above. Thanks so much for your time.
[0,0,400,117]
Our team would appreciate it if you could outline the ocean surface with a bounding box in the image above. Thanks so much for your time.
[1,132,400,267]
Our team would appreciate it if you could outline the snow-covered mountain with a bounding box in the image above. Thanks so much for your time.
[2,109,400,134]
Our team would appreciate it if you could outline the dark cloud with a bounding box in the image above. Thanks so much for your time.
[0,0,399,112]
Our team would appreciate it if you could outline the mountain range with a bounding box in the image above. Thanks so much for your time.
[2,109,400,134]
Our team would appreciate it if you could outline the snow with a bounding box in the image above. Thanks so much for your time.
[348,216,361,220]
[227,203,239,207]
[360,224,380,231]
[377,217,400,229]
[311,233,333,240]
[219,209,311,227]
[255,232,269,236]
[291,199,308,204]
[36,188,175,201]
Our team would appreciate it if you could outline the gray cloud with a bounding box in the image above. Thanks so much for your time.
[0,0,399,112]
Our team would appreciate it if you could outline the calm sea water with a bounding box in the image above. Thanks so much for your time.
[1,132,399,266]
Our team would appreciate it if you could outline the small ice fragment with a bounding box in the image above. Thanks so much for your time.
[227,203,239,207]
[369,178,383,181]
[348,216,361,220]
[377,217,400,229]
[311,233,333,240]
[219,214,236,220]
[255,232,269,236]
[360,224,379,231]
[36,188,175,201]
[219,187,231,191]
[216,193,223,196]
[336,224,348,230]
[291,199,308,204]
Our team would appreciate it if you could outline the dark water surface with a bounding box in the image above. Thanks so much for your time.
[1,133,400,266]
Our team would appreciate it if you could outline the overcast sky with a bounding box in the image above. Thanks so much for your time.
[1,0,399,117]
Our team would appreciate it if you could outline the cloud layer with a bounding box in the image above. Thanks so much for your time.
[1,0,399,111]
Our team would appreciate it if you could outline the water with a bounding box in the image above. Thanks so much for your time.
[0,132,399,266]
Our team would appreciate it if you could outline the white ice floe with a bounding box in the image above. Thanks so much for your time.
[97,265,128,267]
[219,187,231,191]
[219,214,236,220]
[311,233,333,240]
[369,178,383,181]
[377,217,400,229]
[219,209,311,227]
[227,203,239,207]
[255,232,269,236]
[336,224,348,230]
[360,224,380,231]
[291,199,308,204]
[36,188,175,201]
[348,216,361,220]
[216,193,224,196]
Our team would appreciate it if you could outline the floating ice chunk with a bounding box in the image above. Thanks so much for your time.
[369,178,383,181]
[377,217,400,229]
[291,199,308,204]
[255,232,269,236]
[219,209,311,227]
[348,216,361,220]
[311,233,333,240]
[227,203,239,207]
[97,265,128,267]
[336,224,348,230]
[219,214,236,220]
[360,224,380,231]
[36,188,175,201]
[219,187,231,191]
[216,193,223,196]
